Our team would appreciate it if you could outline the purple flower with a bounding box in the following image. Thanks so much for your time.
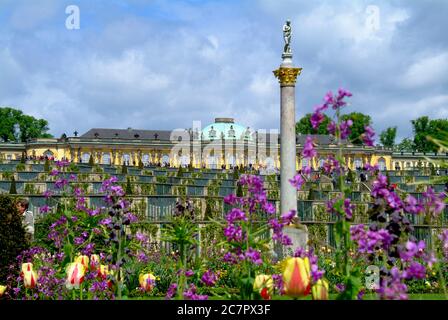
[327,121,337,135]
[224,224,244,242]
[343,198,354,219]
[310,105,327,129]
[43,190,52,198]
[399,240,426,262]
[340,119,353,139]
[289,174,305,190]
[100,218,112,226]
[54,178,68,189]
[302,136,317,159]
[165,283,178,300]
[40,205,51,213]
[225,208,247,224]
[245,248,262,265]
[362,126,375,147]
[224,193,238,205]
[49,169,59,176]
[403,262,426,279]
[201,270,218,286]
[185,270,194,277]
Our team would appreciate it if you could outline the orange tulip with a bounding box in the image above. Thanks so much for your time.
[66,262,86,290]
[75,255,89,269]
[282,257,311,297]
[139,273,156,292]
[23,270,38,289]
[312,279,329,300]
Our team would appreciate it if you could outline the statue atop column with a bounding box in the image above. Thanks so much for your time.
[283,19,292,55]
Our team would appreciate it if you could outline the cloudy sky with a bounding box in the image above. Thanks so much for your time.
[0,0,447,141]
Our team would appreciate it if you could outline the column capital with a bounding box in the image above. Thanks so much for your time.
[273,67,302,86]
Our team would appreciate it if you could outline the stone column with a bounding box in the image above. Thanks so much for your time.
[273,54,301,216]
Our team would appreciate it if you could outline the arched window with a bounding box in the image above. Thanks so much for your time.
[122,153,130,165]
[142,154,150,165]
[318,158,325,168]
[207,155,217,169]
[354,158,362,170]
[102,153,111,165]
[180,155,190,167]
[82,153,90,164]
[265,157,275,169]
[43,150,54,158]
[302,158,309,169]
[161,155,170,166]
[378,158,386,171]
[227,155,236,167]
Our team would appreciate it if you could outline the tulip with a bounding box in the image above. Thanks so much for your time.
[90,254,100,270]
[21,262,33,274]
[0,285,7,297]
[75,255,89,269]
[98,265,110,279]
[282,257,311,297]
[253,275,274,300]
[312,279,329,300]
[66,262,86,290]
[139,273,156,292]
[23,270,38,289]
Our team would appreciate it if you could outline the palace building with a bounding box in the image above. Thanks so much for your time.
[0,117,446,172]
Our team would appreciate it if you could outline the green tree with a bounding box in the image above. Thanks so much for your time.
[0,195,28,282]
[412,117,448,152]
[296,113,331,135]
[341,112,372,145]
[0,107,52,142]
[125,177,133,195]
[9,176,17,194]
[88,154,94,166]
[379,127,397,148]
[397,138,414,151]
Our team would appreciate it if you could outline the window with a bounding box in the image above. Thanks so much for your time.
[378,158,386,171]
[302,158,309,169]
[180,155,190,167]
[354,158,362,169]
[122,153,130,165]
[226,155,236,167]
[318,158,325,168]
[82,153,90,163]
[142,154,150,165]
[207,156,217,169]
[161,155,170,166]
[265,157,275,169]
[103,153,111,165]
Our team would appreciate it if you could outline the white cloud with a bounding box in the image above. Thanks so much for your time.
[401,52,448,88]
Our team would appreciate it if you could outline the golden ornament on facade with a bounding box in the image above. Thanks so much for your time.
[273,67,302,85]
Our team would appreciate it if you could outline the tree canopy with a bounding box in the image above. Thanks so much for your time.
[412,116,448,152]
[380,127,397,148]
[295,113,331,135]
[0,107,52,142]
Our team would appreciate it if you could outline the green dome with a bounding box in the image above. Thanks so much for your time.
[202,118,254,141]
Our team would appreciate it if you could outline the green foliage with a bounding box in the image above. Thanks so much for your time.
[125,177,133,195]
[0,195,28,282]
[397,138,415,152]
[121,164,128,175]
[68,162,79,172]
[88,154,94,166]
[412,116,448,152]
[9,176,17,194]
[341,112,372,145]
[16,163,26,172]
[0,107,52,142]
[177,166,184,177]
[44,159,50,172]
[236,183,243,197]
[138,159,144,169]
[296,113,331,134]
[380,127,397,148]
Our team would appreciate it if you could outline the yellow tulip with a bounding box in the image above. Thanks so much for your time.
[66,262,86,290]
[312,279,329,300]
[98,265,110,279]
[282,257,311,297]
[23,270,38,289]
[75,255,89,269]
[21,262,33,274]
[0,285,7,297]
[139,273,156,292]
[253,274,274,300]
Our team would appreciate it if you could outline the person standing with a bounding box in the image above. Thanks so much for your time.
[16,199,34,243]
